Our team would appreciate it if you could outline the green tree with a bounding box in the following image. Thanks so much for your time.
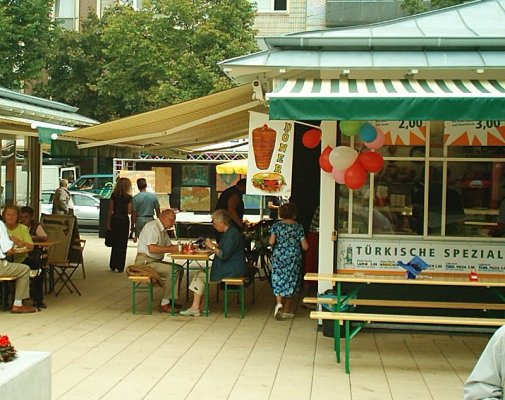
[401,0,467,15]
[36,0,258,122]
[0,0,57,89]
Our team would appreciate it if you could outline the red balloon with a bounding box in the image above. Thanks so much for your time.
[302,128,321,149]
[358,151,384,173]
[344,161,367,190]
[319,146,333,173]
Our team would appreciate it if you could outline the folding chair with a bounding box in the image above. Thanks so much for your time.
[50,239,85,296]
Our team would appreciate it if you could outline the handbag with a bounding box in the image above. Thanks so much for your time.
[105,230,113,247]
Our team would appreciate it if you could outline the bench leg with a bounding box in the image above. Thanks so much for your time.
[240,285,245,319]
[345,320,351,374]
[251,278,255,304]
[224,283,229,318]
[131,281,136,314]
[335,321,341,364]
[147,282,153,315]
[1,282,6,311]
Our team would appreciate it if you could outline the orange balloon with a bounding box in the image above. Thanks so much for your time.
[319,146,333,172]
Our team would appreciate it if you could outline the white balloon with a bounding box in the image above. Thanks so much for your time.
[329,146,358,170]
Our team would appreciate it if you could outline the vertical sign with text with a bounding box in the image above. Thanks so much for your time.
[247,112,294,196]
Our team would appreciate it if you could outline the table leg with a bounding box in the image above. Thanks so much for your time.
[204,261,209,316]
[186,264,190,302]
[171,260,176,316]
[334,282,342,355]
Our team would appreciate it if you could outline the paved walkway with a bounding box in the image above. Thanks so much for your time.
[2,234,490,399]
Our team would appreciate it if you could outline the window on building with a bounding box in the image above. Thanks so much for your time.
[54,0,77,31]
[340,121,505,239]
[253,0,288,12]
[119,0,143,10]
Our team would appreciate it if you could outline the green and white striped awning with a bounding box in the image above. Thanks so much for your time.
[267,79,505,121]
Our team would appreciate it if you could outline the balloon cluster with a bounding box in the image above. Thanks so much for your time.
[318,121,385,190]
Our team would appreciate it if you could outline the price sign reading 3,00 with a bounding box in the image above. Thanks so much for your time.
[475,121,502,130]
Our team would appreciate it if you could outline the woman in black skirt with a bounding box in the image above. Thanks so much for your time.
[106,177,132,272]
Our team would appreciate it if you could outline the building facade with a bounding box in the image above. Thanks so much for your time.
[54,0,419,35]
[220,0,505,284]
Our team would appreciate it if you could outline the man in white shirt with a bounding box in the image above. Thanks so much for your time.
[464,325,505,399]
[0,220,36,313]
[135,209,182,313]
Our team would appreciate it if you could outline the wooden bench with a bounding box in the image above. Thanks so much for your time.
[0,276,16,311]
[303,297,505,311]
[310,310,505,374]
[221,277,255,319]
[128,276,153,315]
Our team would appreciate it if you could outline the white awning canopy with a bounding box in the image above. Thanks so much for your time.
[64,85,267,152]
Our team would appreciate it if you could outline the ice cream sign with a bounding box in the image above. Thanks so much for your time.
[247,111,294,196]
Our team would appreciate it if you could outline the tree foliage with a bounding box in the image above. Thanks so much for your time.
[0,0,57,89]
[35,0,258,122]
[401,0,467,15]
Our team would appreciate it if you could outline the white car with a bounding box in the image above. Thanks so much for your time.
[40,190,101,227]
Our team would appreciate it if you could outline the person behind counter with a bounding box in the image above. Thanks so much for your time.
[180,209,248,317]
[215,178,246,229]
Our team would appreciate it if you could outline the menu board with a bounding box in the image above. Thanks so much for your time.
[40,214,78,264]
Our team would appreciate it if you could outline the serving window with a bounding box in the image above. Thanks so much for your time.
[339,120,505,239]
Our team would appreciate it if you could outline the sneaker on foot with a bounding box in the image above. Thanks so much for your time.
[282,313,295,319]
[274,304,283,320]
[180,308,201,317]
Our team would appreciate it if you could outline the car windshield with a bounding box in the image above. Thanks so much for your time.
[71,178,93,190]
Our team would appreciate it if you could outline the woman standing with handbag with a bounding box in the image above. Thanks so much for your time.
[106,177,132,273]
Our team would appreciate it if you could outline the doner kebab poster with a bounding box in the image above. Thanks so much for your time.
[247,112,294,196]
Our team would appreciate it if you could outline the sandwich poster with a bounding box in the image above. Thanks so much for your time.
[247,112,294,196]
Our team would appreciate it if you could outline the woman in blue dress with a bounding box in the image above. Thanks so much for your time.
[269,203,308,320]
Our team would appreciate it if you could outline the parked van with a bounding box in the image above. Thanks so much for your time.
[69,174,114,198]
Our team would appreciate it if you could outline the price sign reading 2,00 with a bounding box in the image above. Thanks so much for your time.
[399,120,423,129]
[475,121,502,130]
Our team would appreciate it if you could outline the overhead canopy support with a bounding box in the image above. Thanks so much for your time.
[267,79,505,121]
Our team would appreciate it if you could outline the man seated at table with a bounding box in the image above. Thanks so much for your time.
[135,209,183,313]
[180,209,248,317]
[0,219,36,313]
